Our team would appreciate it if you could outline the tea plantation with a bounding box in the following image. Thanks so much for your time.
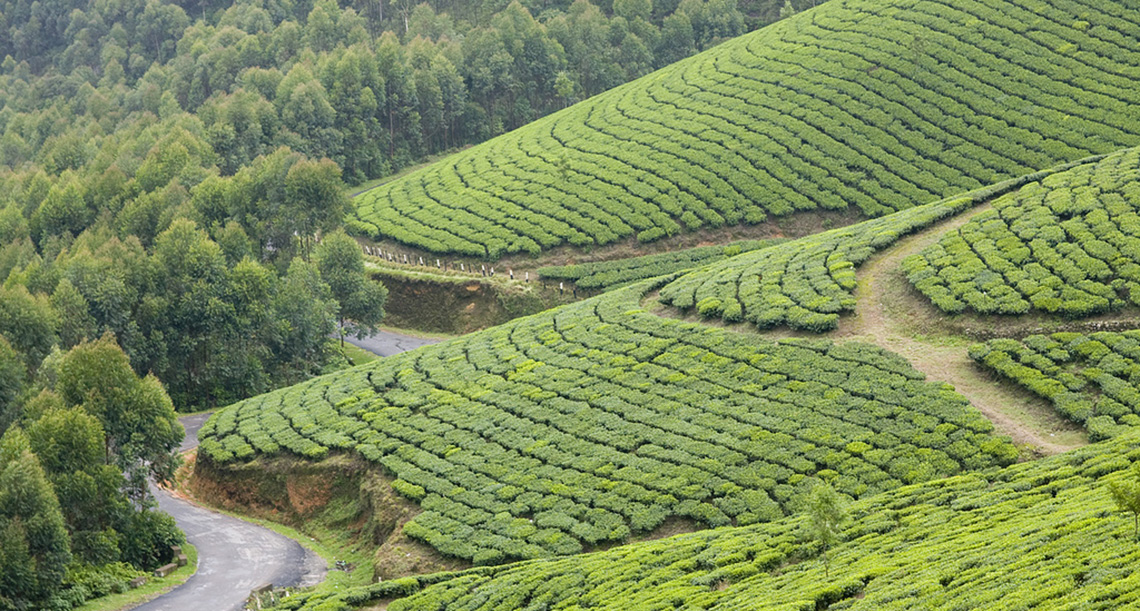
[971,331,1140,442]
[536,238,785,292]
[351,0,1140,257]
[656,159,1099,332]
[274,430,1140,611]
[905,147,1140,317]
[199,282,1016,564]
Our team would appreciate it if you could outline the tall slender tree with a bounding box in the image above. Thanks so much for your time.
[315,231,388,347]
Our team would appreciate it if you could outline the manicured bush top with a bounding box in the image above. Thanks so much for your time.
[352,0,1140,257]
[199,281,1014,564]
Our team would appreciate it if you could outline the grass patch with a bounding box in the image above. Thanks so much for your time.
[338,340,380,367]
[72,544,198,611]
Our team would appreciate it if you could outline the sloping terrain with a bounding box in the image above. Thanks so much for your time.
[278,429,1140,611]
[905,147,1140,317]
[972,331,1140,441]
[537,238,785,292]
[352,0,1140,257]
[198,281,1016,564]
[656,156,1102,331]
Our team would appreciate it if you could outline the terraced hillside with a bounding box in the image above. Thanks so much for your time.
[656,156,1103,332]
[351,0,1140,258]
[274,430,1140,611]
[198,281,1016,564]
[536,238,785,292]
[972,331,1140,441]
[905,147,1140,317]
[200,134,1140,610]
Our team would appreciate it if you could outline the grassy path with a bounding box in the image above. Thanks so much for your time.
[831,204,1087,454]
[644,203,1091,455]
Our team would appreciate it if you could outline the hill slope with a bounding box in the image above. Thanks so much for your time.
[656,155,1105,331]
[198,281,1015,564]
[277,429,1140,611]
[905,146,1140,317]
[351,0,1140,257]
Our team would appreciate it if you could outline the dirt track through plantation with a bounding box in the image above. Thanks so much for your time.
[648,203,1091,455]
[832,204,1087,454]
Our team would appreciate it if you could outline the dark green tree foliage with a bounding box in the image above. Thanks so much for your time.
[283,158,351,259]
[0,428,71,610]
[50,278,97,349]
[0,337,25,435]
[316,231,387,344]
[0,285,58,373]
[150,219,237,407]
[27,407,130,565]
[272,259,338,380]
[57,335,183,488]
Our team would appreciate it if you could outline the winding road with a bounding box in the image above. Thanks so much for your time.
[342,328,441,357]
[135,329,438,611]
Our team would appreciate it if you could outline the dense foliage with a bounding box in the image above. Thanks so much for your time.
[905,147,1140,317]
[0,212,348,410]
[200,280,1016,565]
[352,0,1140,257]
[536,238,784,292]
[271,429,1140,611]
[970,331,1140,442]
[655,160,1093,332]
[0,0,751,411]
[0,0,748,186]
[0,336,185,610]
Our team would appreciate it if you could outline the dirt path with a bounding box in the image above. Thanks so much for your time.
[831,204,1087,454]
[644,203,1090,455]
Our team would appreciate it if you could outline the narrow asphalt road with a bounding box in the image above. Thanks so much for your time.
[136,328,436,611]
[342,328,440,357]
[134,418,325,611]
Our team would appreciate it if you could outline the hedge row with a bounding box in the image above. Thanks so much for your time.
[279,429,1140,611]
[905,146,1140,318]
[536,239,785,292]
[199,281,1015,565]
[656,156,1104,332]
[970,330,1140,441]
[351,0,1140,257]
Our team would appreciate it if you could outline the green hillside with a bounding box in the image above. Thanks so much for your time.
[972,331,1140,441]
[198,280,1016,564]
[536,238,786,292]
[351,0,1140,258]
[276,430,1140,611]
[656,155,1103,331]
[905,147,1140,317]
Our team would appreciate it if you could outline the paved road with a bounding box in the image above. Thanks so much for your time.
[134,417,325,611]
[136,328,433,610]
[342,328,440,357]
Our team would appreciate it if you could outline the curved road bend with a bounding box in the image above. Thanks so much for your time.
[342,328,440,357]
[136,329,438,611]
